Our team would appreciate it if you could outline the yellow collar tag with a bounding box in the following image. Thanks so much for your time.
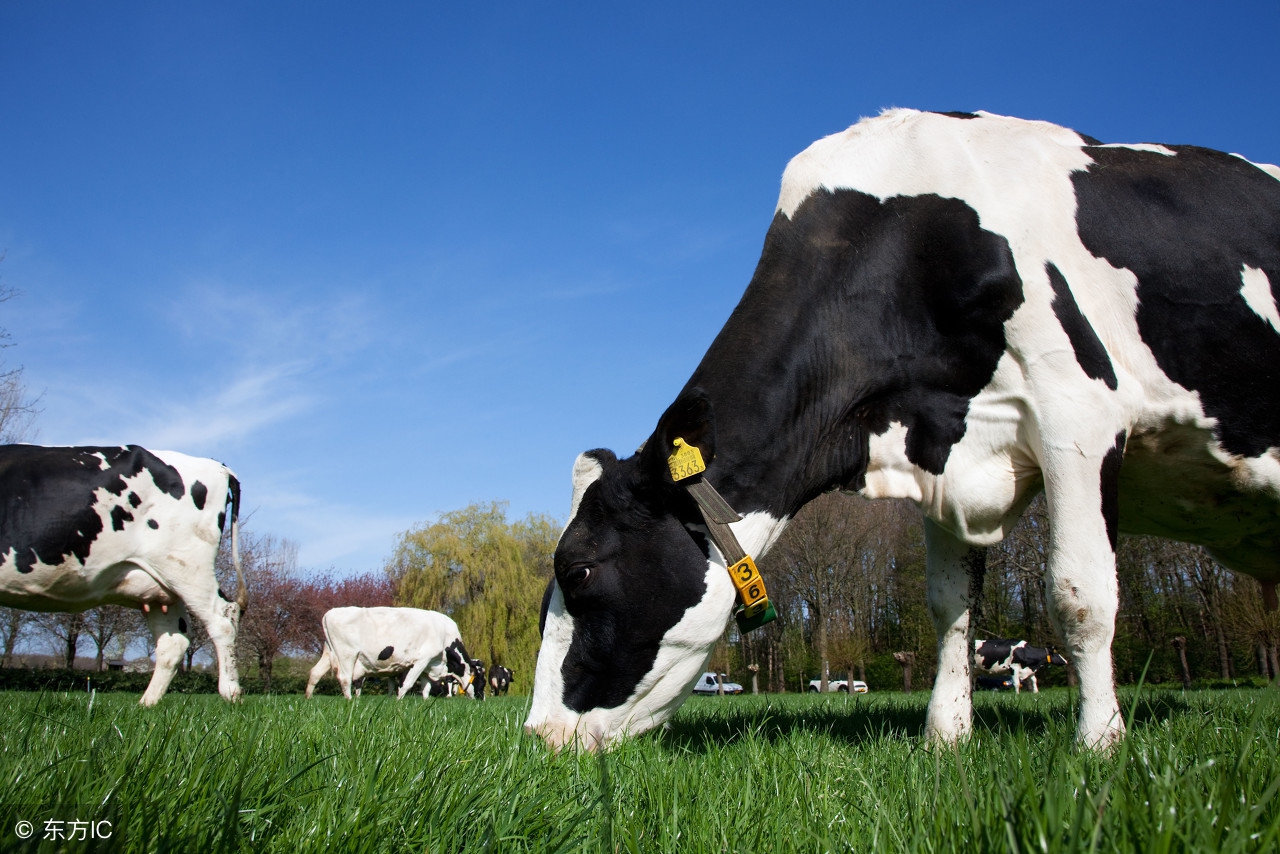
[667,438,707,482]
[728,555,769,615]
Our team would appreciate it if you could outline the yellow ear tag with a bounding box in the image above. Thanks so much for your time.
[667,437,707,482]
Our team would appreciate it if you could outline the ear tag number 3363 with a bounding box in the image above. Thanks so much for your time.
[667,438,706,482]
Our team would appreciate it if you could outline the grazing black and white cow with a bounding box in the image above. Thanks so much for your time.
[526,109,1280,751]
[974,639,1068,693]
[428,658,486,699]
[488,664,515,696]
[305,606,480,699]
[0,444,248,705]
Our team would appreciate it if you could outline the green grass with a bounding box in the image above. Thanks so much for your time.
[0,687,1276,852]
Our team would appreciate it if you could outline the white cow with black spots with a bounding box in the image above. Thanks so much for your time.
[0,444,247,705]
[305,606,479,699]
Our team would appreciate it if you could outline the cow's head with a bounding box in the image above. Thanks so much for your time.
[525,393,740,751]
[443,639,480,699]
[1047,648,1070,667]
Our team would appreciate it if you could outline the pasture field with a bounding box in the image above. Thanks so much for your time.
[0,687,1276,853]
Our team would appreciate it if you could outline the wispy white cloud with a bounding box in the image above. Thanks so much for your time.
[141,361,318,450]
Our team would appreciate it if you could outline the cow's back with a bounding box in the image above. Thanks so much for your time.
[322,606,459,662]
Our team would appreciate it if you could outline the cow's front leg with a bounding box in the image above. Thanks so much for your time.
[1042,433,1126,749]
[923,519,986,744]
[140,604,191,707]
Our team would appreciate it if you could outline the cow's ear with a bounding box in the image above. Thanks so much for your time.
[643,388,716,482]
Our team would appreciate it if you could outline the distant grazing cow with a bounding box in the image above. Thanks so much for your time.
[0,444,247,705]
[974,639,1068,693]
[429,658,487,699]
[305,606,480,699]
[526,109,1280,752]
[488,665,514,696]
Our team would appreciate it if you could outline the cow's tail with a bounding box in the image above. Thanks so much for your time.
[229,473,248,612]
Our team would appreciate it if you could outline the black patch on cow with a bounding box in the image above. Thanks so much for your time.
[539,577,555,636]
[191,481,208,511]
[934,111,980,120]
[685,188,1025,505]
[110,505,134,532]
[976,639,1015,670]
[147,519,159,530]
[1074,145,1280,458]
[1011,644,1056,669]
[217,510,226,531]
[445,638,473,678]
[377,645,394,661]
[128,492,141,508]
[179,617,188,634]
[1100,431,1126,552]
[1046,262,1118,389]
[0,445,187,574]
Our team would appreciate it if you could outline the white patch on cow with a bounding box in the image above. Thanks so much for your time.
[525,453,601,746]
[860,355,1043,546]
[728,510,789,560]
[525,581,577,741]
[776,110,1094,252]
[566,453,604,530]
[1240,265,1280,333]
[1232,154,1280,181]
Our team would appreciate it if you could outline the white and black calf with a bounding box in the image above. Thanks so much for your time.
[974,639,1068,693]
[0,444,248,705]
[488,665,515,696]
[305,606,479,699]
[527,109,1280,751]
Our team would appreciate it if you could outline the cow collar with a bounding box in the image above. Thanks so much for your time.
[668,438,778,633]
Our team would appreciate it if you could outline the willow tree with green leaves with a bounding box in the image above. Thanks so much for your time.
[386,502,558,694]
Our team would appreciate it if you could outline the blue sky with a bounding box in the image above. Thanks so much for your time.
[2,2,1277,576]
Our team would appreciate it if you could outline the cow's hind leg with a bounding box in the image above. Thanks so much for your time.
[140,604,191,707]
[923,519,986,744]
[305,648,332,699]
[180,592,244,703]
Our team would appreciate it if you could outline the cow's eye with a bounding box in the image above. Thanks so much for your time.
[561,563,593,590]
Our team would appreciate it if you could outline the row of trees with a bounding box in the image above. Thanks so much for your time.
[373,493,1278,697]
[732,492,1280,692]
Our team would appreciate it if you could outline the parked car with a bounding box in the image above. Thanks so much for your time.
[691,672,744,695]
[807,678,869,694]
